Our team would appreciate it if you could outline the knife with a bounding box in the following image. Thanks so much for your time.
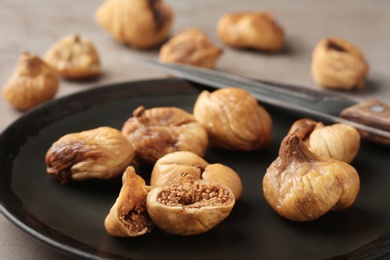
[125,57,390,146]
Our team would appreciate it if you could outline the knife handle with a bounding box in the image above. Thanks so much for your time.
[340,98,390,145]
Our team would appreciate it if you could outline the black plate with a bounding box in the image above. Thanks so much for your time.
[0,78,389,260]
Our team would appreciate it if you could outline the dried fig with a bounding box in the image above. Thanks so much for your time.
[94,0,174,49]
[262,134,360,222]
[44,33,101,79]
[105,166,153,237]
[193,87,272,150]
[45,126,135,184]
[216,12,284,52]
[2,52,59,111]
[151,151,242,200]
[147,178,235,236]
[159,28,223,68]
[311,37,369,90]
[121,106,208,165]
[288,118,360,163]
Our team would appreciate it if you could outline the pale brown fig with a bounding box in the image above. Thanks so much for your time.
[151,151,242,199]
[311,37,369,90]
[288,118,360,163]
[159,28,223,69]
[104,166,153,237]
[94,0,174,49]
[45,126,135,184]
[193,87,272,150]
[147,178,235,236]
[121,106,208,165]
[262,134,360,222]
[44,33,101,79]
[216,12,284,52]
[2,52,59,111]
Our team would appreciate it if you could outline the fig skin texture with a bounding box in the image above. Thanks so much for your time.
[288,118,361,163]
[193,87,272,150]
[121,106,208,165]
[45,126,135,184]
[146,179,235,236]
[262,134,360,222]
[105,166,153,237]
[159,28,223,69]
[151,151,243,200]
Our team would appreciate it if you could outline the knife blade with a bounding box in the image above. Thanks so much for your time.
[125,57,390,146]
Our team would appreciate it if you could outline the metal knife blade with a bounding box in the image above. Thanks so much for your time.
[125,56,390,145]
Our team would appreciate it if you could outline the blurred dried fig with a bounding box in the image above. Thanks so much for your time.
[151,151,242,199]
[193,87,272,150]
[288,118,360,163]
[45,126,135,184]
[263,134,360,222]
[121,106,208,165]
[159,28,223,68]
[105,166,153,237]
[2,52,59,111]
[95,0,174,49]
[44,33,101,79]
[147,178,235,235]
[311,37,369,90]
[217,12,284,52]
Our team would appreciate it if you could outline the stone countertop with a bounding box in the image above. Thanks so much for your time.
[1,0,389,259]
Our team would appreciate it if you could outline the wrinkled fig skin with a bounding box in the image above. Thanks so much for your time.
[121,106,208,165]
[288,118,361,163]
[147,179,235,236]
[151,151,243,199]
[44,34,101,79]
[262,134,360,222]
[193,87,272,150]
[94,0,174,49]
[311,37,369,90]
[45,127,135,184]
[105,167,153,237]
[2,52,59,111]
[159,28,223,69]
[217,12,284,52]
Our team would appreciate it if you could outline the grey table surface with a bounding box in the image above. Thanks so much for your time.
[1,0,389,259]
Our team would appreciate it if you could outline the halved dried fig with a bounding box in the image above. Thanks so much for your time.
[45,126,135,184]
[262,134,360,222]
[147,178,235,236]
[193,87,272,150]
[121,106,208,165]
[44,33,101,79]
[151,151,243,200]
[105,166,153,237]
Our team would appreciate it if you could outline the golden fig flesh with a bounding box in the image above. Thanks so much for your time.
[104,166,153,237]
[147,179,235,236]
[94,0,174,49]
[311,37,369,90]
[216,12,284,52]
[262,134,360,221]
[121,106,208,165]
[193,87,272,150]
[45,126,135,184]
[159,28,223,69]
[2,52,59,111]
[44,33,101,79]
[151,151,243,200]
[288,118,360,163]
